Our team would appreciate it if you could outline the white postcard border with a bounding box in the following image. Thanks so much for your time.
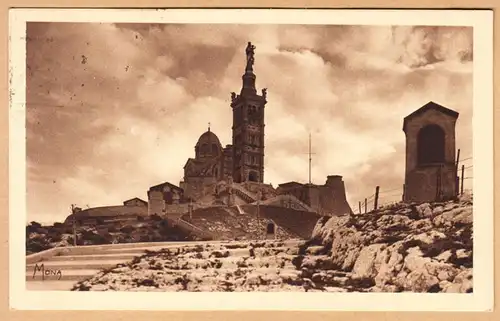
[8,8,494,311]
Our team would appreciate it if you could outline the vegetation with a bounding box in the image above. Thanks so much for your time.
[26,216,197,255]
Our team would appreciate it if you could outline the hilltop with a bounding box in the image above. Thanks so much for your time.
[26,204,321,255]
[72,197,473,293]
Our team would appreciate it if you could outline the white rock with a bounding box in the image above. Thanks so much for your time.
[404,248,429,272]
[352,244,386,278]
[432,206,444,215]
[412,230,447,244]
[435,250,452,262]
[437,270,453,281]
[306,246,325,255]
[416,203,432,218]
[403,270,439,292]
[456,249,470,259]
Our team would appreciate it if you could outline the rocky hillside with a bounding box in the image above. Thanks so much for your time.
[302,196,473,292]
[71,198,473,293]
[26,215,197,255]
[181,206,297,240]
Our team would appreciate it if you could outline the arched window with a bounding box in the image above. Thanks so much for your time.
[417,124,445,165]
[266,222,275,234]
[163,191,173,204]
[211,144,219,155]
[248,171,258,182]
[201,144,209,154]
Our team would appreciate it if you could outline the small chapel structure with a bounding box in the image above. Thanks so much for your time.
[403,101,460,203]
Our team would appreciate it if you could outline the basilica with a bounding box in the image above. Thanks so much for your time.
[146,42,353,218]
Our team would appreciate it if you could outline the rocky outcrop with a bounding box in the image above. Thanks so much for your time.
[64,196,473,293]
[305,196,473,293]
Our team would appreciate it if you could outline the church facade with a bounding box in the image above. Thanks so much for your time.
[178,42,267,202]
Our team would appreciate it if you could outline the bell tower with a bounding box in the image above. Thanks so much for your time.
[230,42,267,183]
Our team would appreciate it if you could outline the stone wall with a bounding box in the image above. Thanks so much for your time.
[148,190,165,216]
[180,177,217,201]
[320,175,353,215]
[276,176,352,216]
[405,164,457,203]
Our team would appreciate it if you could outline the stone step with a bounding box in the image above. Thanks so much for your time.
[147,247,298,258]
[222,247,298,256]
[26,259,126,271]
[48,253,143,261]
[27,268,100,281]
[130,260,296,270]
[83,267,302,280]
[96,240,302,255]
[55,241,225,256]
[26,280,78,291]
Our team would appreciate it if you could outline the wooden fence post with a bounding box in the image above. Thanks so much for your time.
[461,165,465,195]
[364,198,367,214]
[71,204,77,246]
[358,201,361,215]
[455,149,461,196]
[374,186,380,210]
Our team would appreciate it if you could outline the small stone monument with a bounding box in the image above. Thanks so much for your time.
[403,101,459,203]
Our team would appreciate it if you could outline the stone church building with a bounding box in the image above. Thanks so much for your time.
[147,42,353,217]
[177,41,267,202]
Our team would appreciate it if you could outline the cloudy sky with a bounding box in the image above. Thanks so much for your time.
[26,22,473,223]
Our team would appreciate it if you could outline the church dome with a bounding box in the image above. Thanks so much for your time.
[196,130,222,147]
[195,129,222,159]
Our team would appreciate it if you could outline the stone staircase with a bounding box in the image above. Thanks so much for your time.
[231,184,257,203]
[70,239,359,292]
[258,194,314,212]
[27,238,367,292]
[26,241,223,291]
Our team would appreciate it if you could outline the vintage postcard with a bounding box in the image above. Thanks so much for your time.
[8,8,493,311]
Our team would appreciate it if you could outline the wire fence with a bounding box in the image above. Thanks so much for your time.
[351,153,473,215]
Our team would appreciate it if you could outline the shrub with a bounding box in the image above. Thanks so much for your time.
[79,232,110,245]
[63,227,74,234]
[48,233,62,243]
[26,235,52,254]
[29,221,42,229]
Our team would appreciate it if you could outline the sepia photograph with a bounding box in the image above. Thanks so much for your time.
[8,8,493,311]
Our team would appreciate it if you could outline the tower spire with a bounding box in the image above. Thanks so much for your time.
[241,42,257,96]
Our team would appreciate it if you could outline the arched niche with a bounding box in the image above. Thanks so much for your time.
[417,124,445,166]
[248,171,258,182]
